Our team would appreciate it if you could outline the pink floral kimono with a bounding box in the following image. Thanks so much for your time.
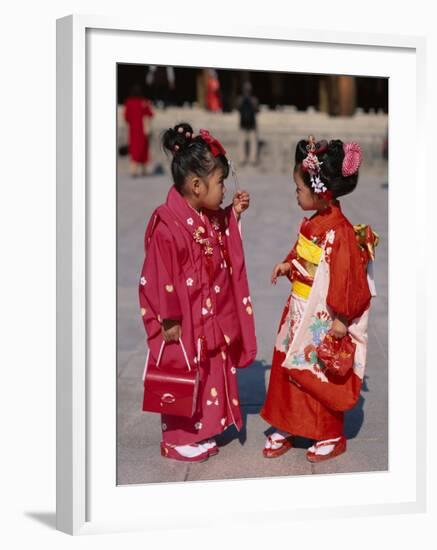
[139,186,257,446]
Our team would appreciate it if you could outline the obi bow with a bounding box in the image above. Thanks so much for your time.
[353,224,379,263]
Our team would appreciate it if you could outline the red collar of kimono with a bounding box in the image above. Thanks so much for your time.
[165,185,214,254]
[301,202,346,241]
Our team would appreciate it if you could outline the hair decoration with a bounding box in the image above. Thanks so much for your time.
[342,142,362,176]
[301,135,328,194]
[199,128,226,157]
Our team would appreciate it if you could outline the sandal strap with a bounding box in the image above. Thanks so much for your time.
[314,437,342,448]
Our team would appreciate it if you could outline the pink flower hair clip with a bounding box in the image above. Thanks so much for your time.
[342,142,362,176]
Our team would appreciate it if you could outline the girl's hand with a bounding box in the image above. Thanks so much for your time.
[233,190,250,219]
[329,316,348,339]
[162,319,182,343]
[271,262,291,285]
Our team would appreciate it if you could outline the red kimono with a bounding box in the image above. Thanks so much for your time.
[260,202,372,440]
[139,186,257,446]
[123,96,154,163]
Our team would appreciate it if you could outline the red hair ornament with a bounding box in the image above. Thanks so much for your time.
[199,128,226,157]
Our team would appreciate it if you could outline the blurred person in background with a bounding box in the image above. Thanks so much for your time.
[237,81,259,166]
[145,65,176,109]
[123,83,154,177]
[205,69,222,112]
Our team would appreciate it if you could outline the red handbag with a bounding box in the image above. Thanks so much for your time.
[316,333,356,377]
[142,338,200,418]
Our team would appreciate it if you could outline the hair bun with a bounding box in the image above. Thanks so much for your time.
[162,122,194,156]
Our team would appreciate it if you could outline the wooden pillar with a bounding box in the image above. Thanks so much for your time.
[337,76,356,116]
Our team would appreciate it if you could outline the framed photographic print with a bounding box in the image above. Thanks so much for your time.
[56,14,427,535]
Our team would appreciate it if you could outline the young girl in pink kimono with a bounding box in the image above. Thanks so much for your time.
[139,122,257,462]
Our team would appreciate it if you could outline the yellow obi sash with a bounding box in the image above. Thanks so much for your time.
[292,234,323,300]
[296,233,323,264]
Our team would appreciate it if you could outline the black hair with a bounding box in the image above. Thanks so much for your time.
[161,122,230,193]
[294,138,359,198]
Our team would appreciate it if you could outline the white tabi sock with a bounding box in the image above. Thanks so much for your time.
[173,444,207,458]
[264,430,291,450]
[308,436,342,455]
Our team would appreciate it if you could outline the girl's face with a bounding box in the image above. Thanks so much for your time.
[293,165,320,211]
[198,166,226,211]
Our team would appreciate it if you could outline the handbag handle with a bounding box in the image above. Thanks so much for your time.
[142,338,191,381]
[156,338,191,371]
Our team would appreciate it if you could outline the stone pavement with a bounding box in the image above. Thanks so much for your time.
[116,157,388,485]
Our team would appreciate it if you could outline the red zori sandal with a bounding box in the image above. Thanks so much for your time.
[306,436,347,463]
[263,433,294,458]
[160,442,209,463]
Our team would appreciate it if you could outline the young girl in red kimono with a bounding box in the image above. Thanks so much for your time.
[123,84,154,177]
[139,123,257,462]
[260,136,378,462]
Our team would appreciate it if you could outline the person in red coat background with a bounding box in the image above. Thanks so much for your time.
[123,84,154,177]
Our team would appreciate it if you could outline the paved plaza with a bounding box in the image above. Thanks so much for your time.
[116,156,388,485]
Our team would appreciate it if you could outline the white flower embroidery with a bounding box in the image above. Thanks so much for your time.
[187,218,194,226]
[193,357,198,364]
[326,229,335,244]
[243,297,248,305]
[202,307,208,316]
[214,285,221,294]
[140,277,147,286]
[165,284,174,293]
[206,298,212,309]
[194,422,203,430]
[140,308,146,316]
[230,367,237,374]
[232,399,239,406]
[225,228,230,236]
[210,388,218,397]
[224,334,230,344]
[220,418,226,426]
[246,306,253,315]
[186,278,194,287]
[206,399,219,406]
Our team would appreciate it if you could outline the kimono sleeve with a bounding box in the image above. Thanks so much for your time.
[141,224,183,322]
[282,244,298,283]
[327,224,371,322]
